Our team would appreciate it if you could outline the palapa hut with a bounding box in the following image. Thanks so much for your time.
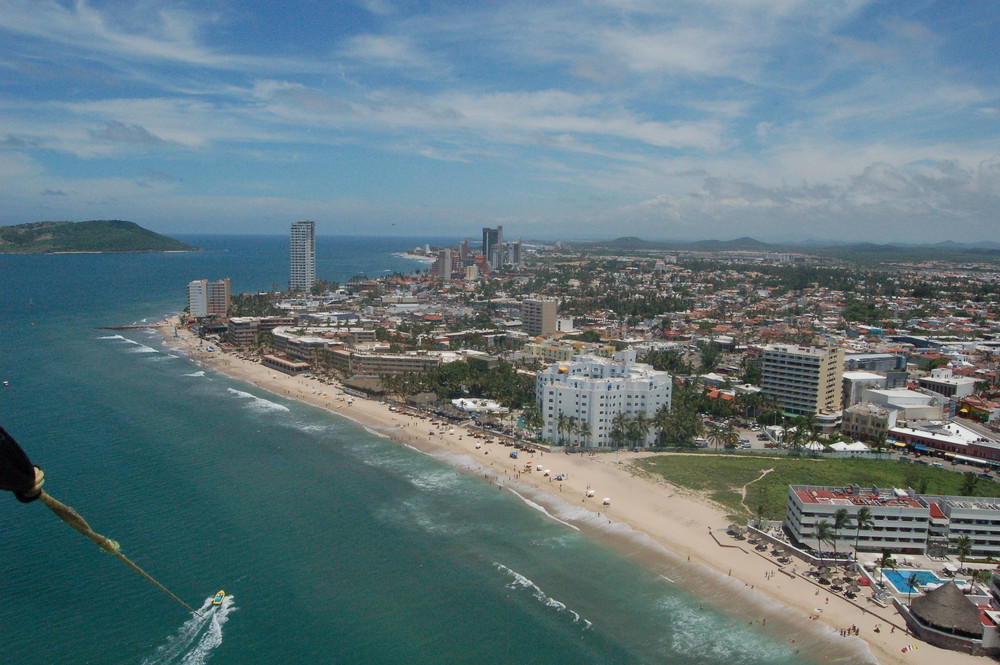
[903,582,995,655]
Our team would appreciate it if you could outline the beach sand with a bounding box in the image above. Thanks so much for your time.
[165,322,985,665]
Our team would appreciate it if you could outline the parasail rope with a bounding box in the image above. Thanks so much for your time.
[32,472,200,616]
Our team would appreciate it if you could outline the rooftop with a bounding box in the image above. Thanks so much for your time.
[792,485,925,510]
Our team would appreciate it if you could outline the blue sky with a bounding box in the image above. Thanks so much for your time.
[1,0,998,242]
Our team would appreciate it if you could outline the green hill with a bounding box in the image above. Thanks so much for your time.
[0,220,198,253]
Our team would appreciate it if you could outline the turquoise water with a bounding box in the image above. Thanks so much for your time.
[0,236,870,665]
[883,568,967,594]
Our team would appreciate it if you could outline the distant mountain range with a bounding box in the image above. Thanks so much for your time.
[576,236,1000,263]
[0,220,198,254]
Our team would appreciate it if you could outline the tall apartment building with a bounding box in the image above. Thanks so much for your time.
[436,249,452,280]
[290,220,316,292]
[760,344,844,416]
[522,298,557,336]
[482,225,503,268]
[535,350,672,447]
[187,278,230,318]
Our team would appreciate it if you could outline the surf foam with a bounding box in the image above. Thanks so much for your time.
[227,388,289,412]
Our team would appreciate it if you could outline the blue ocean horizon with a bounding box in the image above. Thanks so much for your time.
[0,235,867,665]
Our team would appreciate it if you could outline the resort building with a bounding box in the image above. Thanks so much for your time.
[760,344,844,419]
[326,347,490,376]
[261,354,310,375]
[786,485,930,555]
[522,298,558,337]
[187,278,230,318]
[290,220,316,292]
[227,316,295,347]
[535,350,671,447]
[786,484,1000,558]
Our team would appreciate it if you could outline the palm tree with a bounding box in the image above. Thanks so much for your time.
[955,535,973,571]
[853,507,874,555]
[721,422,740,450]
[610,412,629,449]
[971,568,991,589]
[556,412,569,446]
[575,420,591,447]
[814,520,833,557]
[832,508,851,564]
[707,422,725,451]
[522,405,544,435]
[628,413,651,448]
[877,551,895,586]
[906,571,920,605]
[653,403,673,445]
[871,431,888,460]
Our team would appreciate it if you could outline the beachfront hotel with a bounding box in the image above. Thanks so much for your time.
[786,484,1000,558]
[536,350,671,447]
[290,220,316,292]
[187,278,230,318]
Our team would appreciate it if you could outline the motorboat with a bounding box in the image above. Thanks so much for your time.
[212,590,226,606]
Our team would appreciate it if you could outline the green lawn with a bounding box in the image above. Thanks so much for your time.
[635,454,1000,523]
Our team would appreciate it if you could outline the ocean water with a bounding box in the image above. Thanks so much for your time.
[0,235,870,665]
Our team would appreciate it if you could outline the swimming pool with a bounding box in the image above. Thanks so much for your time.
[882,568,968,594]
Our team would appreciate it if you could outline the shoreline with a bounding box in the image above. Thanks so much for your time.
[162,320,985,665]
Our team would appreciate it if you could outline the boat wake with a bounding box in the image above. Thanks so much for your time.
[141,594,236,665]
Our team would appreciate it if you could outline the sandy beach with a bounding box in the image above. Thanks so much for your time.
[165,321,986,665]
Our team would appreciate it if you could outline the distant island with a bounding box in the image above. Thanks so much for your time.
[0,220,198,254]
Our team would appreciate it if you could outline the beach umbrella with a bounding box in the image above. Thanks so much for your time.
[0,425,198,615]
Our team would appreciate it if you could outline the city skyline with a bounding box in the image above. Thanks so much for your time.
[1,1,998,243]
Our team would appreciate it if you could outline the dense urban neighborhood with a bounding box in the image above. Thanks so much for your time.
[185,225,1000,656]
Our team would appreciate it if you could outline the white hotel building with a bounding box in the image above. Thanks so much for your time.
[536,350,671,447]
[786,484,1000,558]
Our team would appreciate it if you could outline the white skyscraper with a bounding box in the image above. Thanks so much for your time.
[290,220,316,292]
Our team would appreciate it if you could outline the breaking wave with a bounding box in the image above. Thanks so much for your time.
[496,563,592,630]
[227,388,289,412]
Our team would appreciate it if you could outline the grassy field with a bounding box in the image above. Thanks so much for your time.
[635,454,1000,522]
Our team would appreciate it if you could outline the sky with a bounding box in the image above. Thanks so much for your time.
[1,0,998,243]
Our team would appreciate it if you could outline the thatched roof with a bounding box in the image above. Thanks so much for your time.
[343,375,385,395]
[909,582,983,638]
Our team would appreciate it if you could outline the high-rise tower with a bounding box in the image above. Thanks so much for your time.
[482,225,503,268]
[290,220,316,292]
